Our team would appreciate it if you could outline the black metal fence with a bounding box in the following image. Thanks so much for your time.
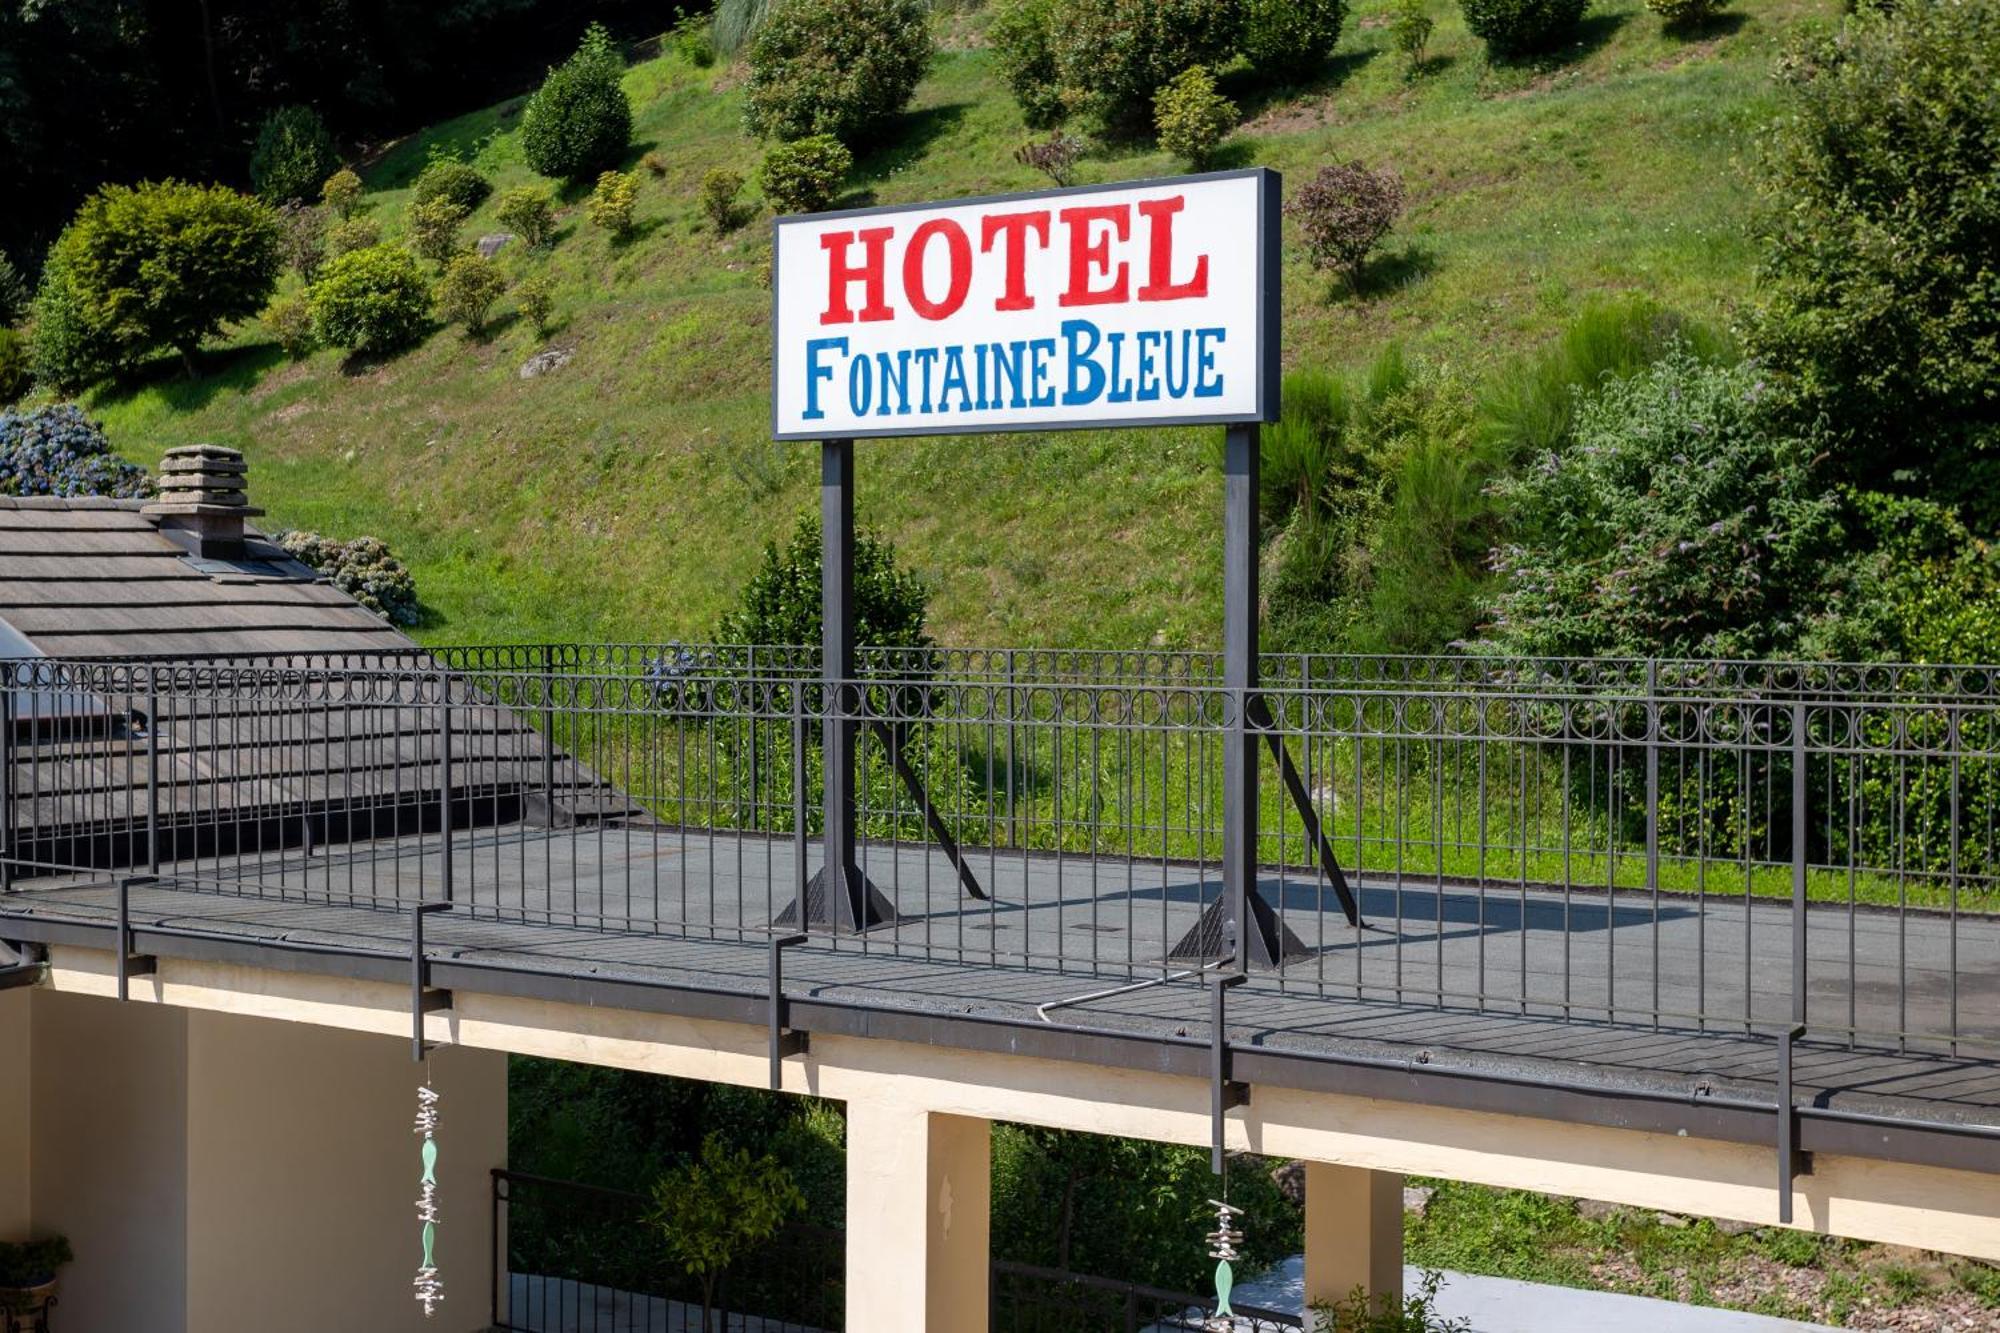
[4,645,1998,1059]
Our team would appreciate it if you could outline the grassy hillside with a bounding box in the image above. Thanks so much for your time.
[86,0,1829,648]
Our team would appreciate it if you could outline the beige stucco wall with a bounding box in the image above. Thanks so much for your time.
[36,945,2000,1265]
[185,1010,505,1333]
[0,989,32,1241]
[30,988,190,1332]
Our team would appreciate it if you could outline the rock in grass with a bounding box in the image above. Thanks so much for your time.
[519,347,573,380]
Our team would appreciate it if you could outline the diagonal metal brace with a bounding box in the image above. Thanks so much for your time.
[769,933,809,1090]
[411,900,454,1063]
[868,718,987,902]
[1246,695,1363,928]
[1211,971,1250,1175]
[116,875,158,1001]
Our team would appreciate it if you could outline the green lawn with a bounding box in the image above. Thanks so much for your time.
[81,0,1831,650]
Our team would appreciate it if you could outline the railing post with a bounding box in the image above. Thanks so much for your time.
[2,669,16,894]
[1779,697,1809,1223]
[1646,658,1659,1026]
[146,669,161,876]
[539,644,556,804]
[438,671,454,905]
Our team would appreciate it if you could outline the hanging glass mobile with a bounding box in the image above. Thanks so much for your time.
[413,1082,444,1318]
[1204,1196,1245,1331]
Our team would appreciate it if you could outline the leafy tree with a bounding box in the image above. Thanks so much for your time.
[1049,0,1241,132]
[44,181,282,377]
[26,250,115,394]
[1242,0,1349,83]
[645,1135,805,1333]
[717,509,930,650]
[249,105,340,203]
[1458,0,1589,57]
[1391,0,1437,73]
[743,0,933,143]
[521,24,634,182]
[1748,1,2000,528]
[309,244,432,354]
[1153,66,1236,168]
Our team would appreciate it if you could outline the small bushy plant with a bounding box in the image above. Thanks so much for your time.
[409,197,469,266]
[320,167,363,219]
[0,1236,73,1288]
[1391,0,1437,71]
[699,169,746,232]
[277,530,420,624]
[1311,1269,1471,1332]
[436,253,505,333]
[642,150,671,178]
[1286,161,1406,292]
[0,329,28,406]
[743,0,932,143]
[1242,0,1349,83]
[0,403,152,498]
[521,23,633,181]
[249,105,340,204]
[411,157,491,214]
[1153,66,1236,168]
[309,244,432,354]
[514,271,556,338]
[1049,0,1240,132]
[671,12,717,67]
[261,293,316,359]
[326,215,382,259]
[25,251,114,394]
[494,186,557,248]
[758,136,851,216]
[717,509,930,649]
[45,180,282,376]
[644,1136,804,1333]
[1459,0,1589,57]
[1015,132,1085,186]
[277,202,328,280]
[0,253,26,327]
[585,171,639,239]
[1647,0,1723,23]
[990,0,1067,129]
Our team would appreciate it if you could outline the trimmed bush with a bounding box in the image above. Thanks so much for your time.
[743,0,932,143]
[250,105,340,204]
[1286,161,1405,291]
[514,271,556,338]
[277,530,420,625]
[1647,0,1723,23]
[409,197,469,266]
[585,171,639,239]
[1049,0,1240,132]
[1241,0,1349,82]
[26,250,114,393]
[437,253,505,333]
[261,293,316,359]
[522,24,632,182]
[0,329,27,406]
[0,403,152,498]
[1459,0,1589,57]
[699,169,746,232]
[759,136,851,216]
[1391,0,1437,71]
[990,0,1067,129]
[309,244,432,353]
[320,167,364,219]
[1015,132,1085,187]
[277,202,328,280]
[43,180,282,376]
[717,509,930,649]
[494,186,557,248]
[411,158,491,214]
[1153,66,1235,168]
[326,215,382,259]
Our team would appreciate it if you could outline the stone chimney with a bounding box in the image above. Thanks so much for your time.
[143,444,264,558]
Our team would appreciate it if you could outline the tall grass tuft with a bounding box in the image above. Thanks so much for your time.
[713,0,784,55]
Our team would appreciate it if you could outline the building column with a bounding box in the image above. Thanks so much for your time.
[0,989,30,1241]
[844,1101,990,1333]
[1302,1162,1404,1315]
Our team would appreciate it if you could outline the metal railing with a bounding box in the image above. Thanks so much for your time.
[3,647,1998,1062]
[989,1260,1301,1332]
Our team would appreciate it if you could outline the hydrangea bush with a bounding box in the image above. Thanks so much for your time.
[0,403,153,498]
[276,530,420,625]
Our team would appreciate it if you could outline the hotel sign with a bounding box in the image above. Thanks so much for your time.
[771,168,1280,440]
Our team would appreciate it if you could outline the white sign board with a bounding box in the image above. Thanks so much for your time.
[771,168,1280,440]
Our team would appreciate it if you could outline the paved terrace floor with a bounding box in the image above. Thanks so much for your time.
[3,823,1997,1132]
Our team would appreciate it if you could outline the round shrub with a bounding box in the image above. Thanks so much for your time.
[1050,0,1240,132]
[1459,0,1589,57]
[0,329,28,405]
[44,180,282,375]
[585,170,639,239]
[990,0,1067,129]
[1242,0,1349,82]
[277,202,328,280]
[699,169,746,232]
[1391,0,1437,71]
[277,530,420,625]
[1647,0,1723,22]
[494,186,557,248]
[250,106,341,204]
[743,0,933,143]
[309,244,432,353]
[0,403,152,498]
[409,197,469,266]
[521,23,633,182]
[514,271,556,338]
[320,167,364,219]
[759,136,852,216]
[26,250,114,393]
[261,293,316,359]
[326,215,382,260]
[1153,66,1236,168]
[436,254,505,333]
[411,158,491,214]
[1286,160,1406,291]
